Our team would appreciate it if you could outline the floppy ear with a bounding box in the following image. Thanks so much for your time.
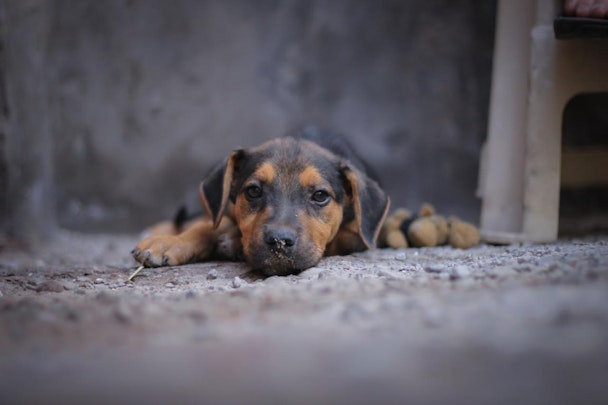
[199,150,244,228]
[341,163,390,249]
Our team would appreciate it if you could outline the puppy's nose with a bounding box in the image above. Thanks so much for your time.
[264,227,297,249]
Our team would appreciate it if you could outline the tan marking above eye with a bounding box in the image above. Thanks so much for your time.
[254,162,276,184]
[299,166,324,188]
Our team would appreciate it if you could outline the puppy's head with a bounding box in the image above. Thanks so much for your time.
[200,137,388,276]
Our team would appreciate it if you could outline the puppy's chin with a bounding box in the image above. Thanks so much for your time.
[246,246,321,276]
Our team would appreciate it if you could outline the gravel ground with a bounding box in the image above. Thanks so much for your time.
[1,230,607,405]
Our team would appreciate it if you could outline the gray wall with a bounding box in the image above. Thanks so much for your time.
[1,0,496,237]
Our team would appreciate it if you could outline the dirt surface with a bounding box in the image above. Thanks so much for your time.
[1,230,608,405]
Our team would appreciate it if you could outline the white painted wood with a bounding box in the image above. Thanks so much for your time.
[480,0,535,237]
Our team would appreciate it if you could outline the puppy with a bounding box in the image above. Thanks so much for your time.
[132,127,389,276]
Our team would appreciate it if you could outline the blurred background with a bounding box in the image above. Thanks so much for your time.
[2,0,497,238]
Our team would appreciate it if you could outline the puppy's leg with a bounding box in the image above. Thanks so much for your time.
[325,221,367,256]
[215,225,244,261]
[141,221,180,238]
[132,216,235,266]
[140,207,193,238]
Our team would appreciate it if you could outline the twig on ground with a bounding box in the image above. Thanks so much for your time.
[127,265,145,282]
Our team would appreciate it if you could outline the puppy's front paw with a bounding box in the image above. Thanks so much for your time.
[132,235,196,267]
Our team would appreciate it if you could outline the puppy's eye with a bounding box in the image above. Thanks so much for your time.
[245,185,263,200]
[311,190,331,206]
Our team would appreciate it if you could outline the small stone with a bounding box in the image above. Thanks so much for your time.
[165,282,175,288]
[449,265,470,280]
[424,264,447,274]
[61,281,76,291]
[378,269,399,279]
[514,265,531,273]
[206,269,219,280]
[94,278,105,284]
[232,277,243,289]
[27,279,39,287]
[35,280,65,293]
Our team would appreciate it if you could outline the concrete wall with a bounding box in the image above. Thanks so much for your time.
[0,2,7,235]
[0,0,496,237]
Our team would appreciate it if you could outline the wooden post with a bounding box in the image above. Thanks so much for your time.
[480,0,535,240]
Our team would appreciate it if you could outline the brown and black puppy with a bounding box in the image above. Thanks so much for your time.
[132,127,389,276]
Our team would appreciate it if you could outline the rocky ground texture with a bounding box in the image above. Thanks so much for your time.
[1,231,607,404]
